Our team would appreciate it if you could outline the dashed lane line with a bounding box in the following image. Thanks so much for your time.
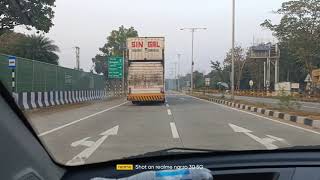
[170,122,180,138]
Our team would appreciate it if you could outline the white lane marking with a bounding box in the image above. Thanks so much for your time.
[170,122,180,138]
[266,135,286,142]
[186,95,320,136]
[229,124,278,150]
[302,105,320,110]
[38,101,128,137]
[166,104,170,108]
[167,109,172,116]
[66,125,119,166]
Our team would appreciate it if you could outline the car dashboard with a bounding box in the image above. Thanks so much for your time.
[61,151,320,180]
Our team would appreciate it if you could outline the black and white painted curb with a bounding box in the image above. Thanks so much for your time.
[208,97,320,129]
[12,90,118,110]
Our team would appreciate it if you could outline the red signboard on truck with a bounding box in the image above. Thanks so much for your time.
[127,37,165,61]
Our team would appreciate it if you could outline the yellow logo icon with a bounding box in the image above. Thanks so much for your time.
[116,164,133,171]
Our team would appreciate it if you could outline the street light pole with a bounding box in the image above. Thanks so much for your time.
[177,53,181,91]
[75,46,80,70]
[191,30,194,93]
[180,27,206,94]
[231,0,235,100]
[174,62,177,91]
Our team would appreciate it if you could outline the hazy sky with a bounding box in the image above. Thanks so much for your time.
[19,0,286,78]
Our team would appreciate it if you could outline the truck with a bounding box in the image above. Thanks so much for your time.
[126,37,165,104]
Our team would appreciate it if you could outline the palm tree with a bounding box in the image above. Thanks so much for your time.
[22,34,60,65]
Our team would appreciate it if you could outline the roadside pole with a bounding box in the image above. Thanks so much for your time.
[231,0,235,100]
[122,50,125,96]
[8,56,16,95]
[177,54,181,91]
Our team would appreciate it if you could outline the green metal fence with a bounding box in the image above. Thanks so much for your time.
[0,54,105,93]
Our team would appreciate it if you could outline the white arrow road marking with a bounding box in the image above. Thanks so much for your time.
[66,125,119,166]
[170,122,180,138]
[229,123,287,150]
[265,135,290,145]
[100,125,119,136]
[229,123,252,133]
[70,137,94,147]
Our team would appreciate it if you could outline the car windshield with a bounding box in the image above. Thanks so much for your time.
[1,0,320,167]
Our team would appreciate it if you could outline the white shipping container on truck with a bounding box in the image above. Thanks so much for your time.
[127,37,165,103]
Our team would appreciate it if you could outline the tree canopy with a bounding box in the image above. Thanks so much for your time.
[223,46,247,90]
[0,32,60,64]
[0,0,56,35]
[92,26,139,77]
[261,0,320,76]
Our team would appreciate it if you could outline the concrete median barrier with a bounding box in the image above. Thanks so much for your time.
[13,90,116,110]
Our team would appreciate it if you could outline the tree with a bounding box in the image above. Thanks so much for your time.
[21,34,59,64]
[99,25,138,57]
[193,71,204,88]
[0,31,27,55]
[278,44,308,83]
[92,26,138,76]
[0,32,60,65]
[210,60,230,84]
[0,0,55,35]
[261,0,320,81]
[92,54,108,77]
[224,46,247,90]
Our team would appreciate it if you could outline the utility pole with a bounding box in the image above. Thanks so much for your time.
[231,0,235,100]
[177,53,181,91]
[122,49,125,95]
[180,27,207,93]
[174,62,178,91]
[75,46,80,70]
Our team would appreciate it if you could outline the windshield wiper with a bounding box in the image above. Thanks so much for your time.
[123,147,230,159]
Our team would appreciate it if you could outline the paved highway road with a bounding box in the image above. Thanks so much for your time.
[27,92,320,165]
[204,93,320,113]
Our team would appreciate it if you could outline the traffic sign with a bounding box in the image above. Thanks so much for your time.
[249,80,254,87]
[266,80,270,86]
[304,74,312,82]
[108,57,123,79]
[205,78,210,86]
[8,56,16,69]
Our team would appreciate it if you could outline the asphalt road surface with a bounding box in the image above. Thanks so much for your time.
[205,93,320,113]
[27,92,320,165]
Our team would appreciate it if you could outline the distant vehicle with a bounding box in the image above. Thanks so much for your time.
[127,37,165,104]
